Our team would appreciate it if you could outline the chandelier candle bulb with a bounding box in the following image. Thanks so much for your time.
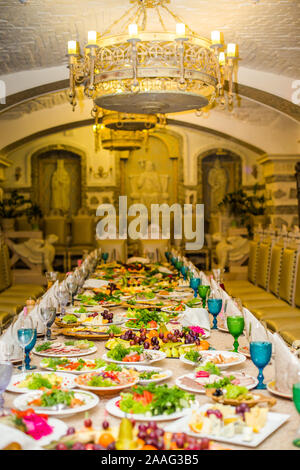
[68,40,78,55]
[128,23,138,38]
[87,30,98,45]
[176,23,186,37]
[227,43,237,58]
[211,30,221,45]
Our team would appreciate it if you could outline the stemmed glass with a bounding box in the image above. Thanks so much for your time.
[0,361,13,411]
[207,298,223,330]
[66,274,78,306]
[13,312,35,374]
[180,265,188,281]
[102,252,109,264]
[190,277,201,298]
[198,285,210,308]
[249,323,272,389]
[45,271,59,290]
[39,307,56,341]
[165,252,170,262]
[227,314,244,353]
[19,317,38,371]
[56,285,69,315]
[293,372,300,448]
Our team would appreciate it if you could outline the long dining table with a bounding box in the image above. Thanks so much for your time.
[3,304,299,451]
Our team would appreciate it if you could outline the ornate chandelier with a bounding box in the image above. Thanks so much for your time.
[67,0,238,114]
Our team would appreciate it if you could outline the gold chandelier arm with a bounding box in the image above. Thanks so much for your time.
[101,3,138,36]
[155,5,167,32]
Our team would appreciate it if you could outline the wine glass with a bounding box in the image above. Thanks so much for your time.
[190,277,201,298]
[250,340,272,390]
[56,285,69,315]
[0,343,15,362]
[102,252,109,264]
[39,307,56,341]
[0,361,13,411]
[180,265,188,281]
[198,285,210,308]
[227,313,245,352]
[293,372,300,448]
[66,275,78,306]
[45,271,59,290]
[20,327,37,371]
[14,313,35,374]
[207,298,223,330]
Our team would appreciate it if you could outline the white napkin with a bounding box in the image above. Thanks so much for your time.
[273,333,300,395]
[180,307,211,334]
[200,271,209,285]
[158,266,173,275]
[0,325,23,360]
[243,308,274,345]
[83,279,109,289]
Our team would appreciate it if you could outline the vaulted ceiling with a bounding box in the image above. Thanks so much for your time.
[0,0,299,156]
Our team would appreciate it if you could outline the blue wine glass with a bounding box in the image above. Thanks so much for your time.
[18,328,37,371]
[17,328,35,374]
[190,277,201,297]
[165,252,170,262]
[180,265,188,280]
[102,252,109,264]
[207,298,223,330]
[250,341,272,389]
[0,361,13,410]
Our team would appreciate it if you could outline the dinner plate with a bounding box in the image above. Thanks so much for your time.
[102,350,166,365]
[106,396,198,422]
[164,405,290,448]
[74,375,139,394]
[0,419,68,450]
[13,389,99,417]
[7,371,77,393]
[40,358,106,375]
[33,345,97,358]
[179,350,246,369]
[134,366,173,384]
[175,371,258,394]
[266,380,292,400]
[65,306,103,315]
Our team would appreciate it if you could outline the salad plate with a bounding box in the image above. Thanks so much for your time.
[175,371,258,394]
[74,368,139,396]
[33,341,97,358]
[164,404,290,448]
[125,365,173,384]
[103,349,166,365]
[40,357,106,375]
[13,389,99,417]
[7,371,77,393]
[180,350,246,369]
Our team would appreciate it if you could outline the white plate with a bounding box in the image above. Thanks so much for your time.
[136,367,173,384]
[164,404,290,448]
[102,351,166,365]
[180,350,246,369]
[74,376,139,392]
[13,389,99,417]
[33,345,97,358]
[0,419,67,449]
[106,395,198,422]
[266,380,292,400]
[40,358,105,375]
[175,371,258,394]
[65,306,103,315]
[7,371,77,393]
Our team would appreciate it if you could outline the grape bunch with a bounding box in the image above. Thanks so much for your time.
[235,403,250,420]
[101,309,114,323]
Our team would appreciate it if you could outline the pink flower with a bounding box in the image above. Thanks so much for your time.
[23,414,53,440]
[189,326,205,336]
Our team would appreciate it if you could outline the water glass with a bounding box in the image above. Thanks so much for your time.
[207,298,223,329]
[0,361,13,410]
[14,315,35,374]
[190,277,201,297]
[19,328,37,371]
[227,315,245,352]
[39,307,56,341]
[250,341,272,389]
[198,285,210,308]
[102,252,109,264]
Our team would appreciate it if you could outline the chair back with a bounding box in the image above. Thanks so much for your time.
[44,216,68,246]
[71,215,95,247]
[268,243,284,296]
[139,239,169,262]
[277,248,298,304]
[96,239,127,263]
[256,242,272,290]
[247,240,259,284]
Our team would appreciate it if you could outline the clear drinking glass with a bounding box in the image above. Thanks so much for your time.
[0,361,13,410]
[14,313,35,374]
[39,307,56,341]
[66,275,78,306]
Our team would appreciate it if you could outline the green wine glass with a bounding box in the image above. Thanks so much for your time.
[198,285,210,308]
[226,315,244,352]
[293,377,300,448]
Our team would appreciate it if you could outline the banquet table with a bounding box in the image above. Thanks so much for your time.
[4,310,299,451]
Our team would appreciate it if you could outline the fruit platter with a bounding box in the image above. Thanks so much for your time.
[180,350,246,369]
[61,324,123,340]
[106,383,197,421]
[40,357,106,374]
[175,362,258,394]
[56,309,124,327]
[33,340,97,357]
[7,371,76,394]
[74,366,139,396]
[44,416,225,451]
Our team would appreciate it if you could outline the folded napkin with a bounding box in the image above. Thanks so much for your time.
[243,308,274,345]
[273,333,300,395]
[158,266,173,275]
[83,279,109,289]
[180,307,211,335]
[199,271,209,285]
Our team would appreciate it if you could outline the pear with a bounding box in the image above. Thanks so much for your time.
[115,418,137,450]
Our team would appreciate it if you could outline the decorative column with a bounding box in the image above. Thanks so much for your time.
[257,154,300,228]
